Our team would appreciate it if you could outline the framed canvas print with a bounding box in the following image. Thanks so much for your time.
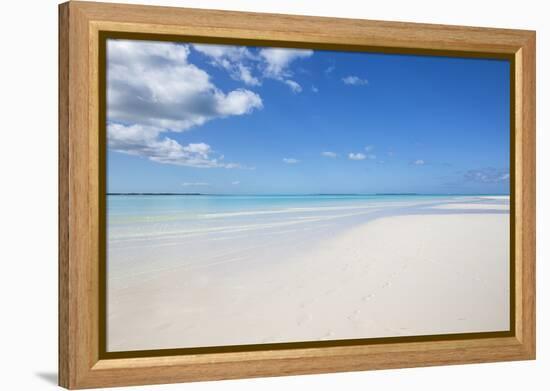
[58,1,536,389]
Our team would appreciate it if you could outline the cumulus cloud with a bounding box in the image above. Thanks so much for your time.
[259,48,313,79]
[192,44,249,58]
[108,123,242,168]
[321,151,338,158]
[283,158,300,164]
[464,168,510,183]
[107,40,315,169]
[106,40,265,168]
[259,48,312,92]
[192,44,261,86]
[342,75,369,86]
[311,85,319,93]
[284,79,302,93]
[232,181,240,185]
[412,159,425,165]
[192,44,313,93]
[108,40,263,131]
[236,64,261,86]
[348,153,367,160]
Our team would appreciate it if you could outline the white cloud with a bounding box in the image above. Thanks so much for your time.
[216,89,263,115]
[321,151,338,158]
[283,158,300,164]
[365,145,374,152]
[108,123,242,168]
[107,39,263,132]
[192,44,253,62]
[192,44,261,86]
[182,182,210,186]
[107,40,316,169]
[108,40,190,65]
[348,153,366,160]
[325,65,335,75]
[232,181,241,185]
[413,159,425,165]
[464,168,510,183]
[284,79,302,93]
[342,75,369,86]
[106,40,265,168]
[311,85,319,93]
[259,48,313,79]
[193,44,313,92]
[236,64,261,86]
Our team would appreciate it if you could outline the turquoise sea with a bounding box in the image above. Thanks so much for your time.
[107,194,509,268]
[107,194,508,239]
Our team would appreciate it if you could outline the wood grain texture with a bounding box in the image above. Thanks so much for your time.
[59,2,98,388]
[58,1,536,389]
[517,35,536,355]
[58,3,70,387]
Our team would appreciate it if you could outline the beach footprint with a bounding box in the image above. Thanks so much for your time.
[324,288,336,296]
[347,309,362,321]
[361,293,375,301]
[296,312,313,326]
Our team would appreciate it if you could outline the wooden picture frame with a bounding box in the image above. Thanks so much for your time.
[59,1,536,389]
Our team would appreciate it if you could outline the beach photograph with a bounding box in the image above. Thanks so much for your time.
[106,39,510,352]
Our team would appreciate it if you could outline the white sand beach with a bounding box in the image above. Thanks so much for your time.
[107,196,509,351]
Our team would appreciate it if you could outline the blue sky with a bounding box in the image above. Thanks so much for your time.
[107,39,510,194]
